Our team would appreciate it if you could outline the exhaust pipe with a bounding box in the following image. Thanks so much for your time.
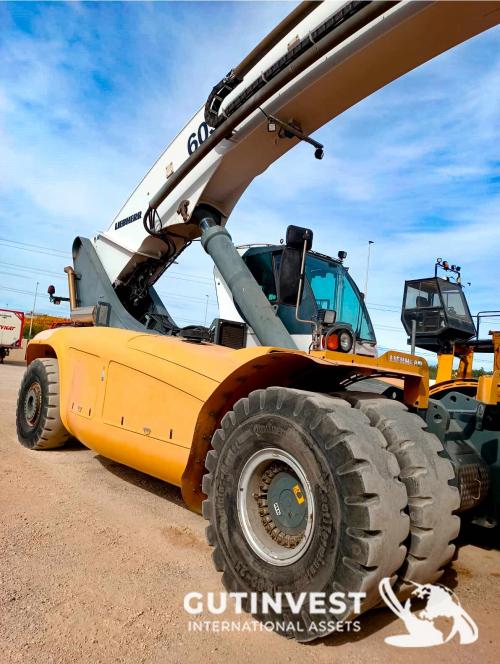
[64,266,96,325]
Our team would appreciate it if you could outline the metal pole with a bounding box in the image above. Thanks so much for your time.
[204,295,209,326]
[364,240,374,297]
[411,318,417,356]
[28,281,39,341]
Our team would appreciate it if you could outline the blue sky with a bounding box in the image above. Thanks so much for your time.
[0,1,499,367]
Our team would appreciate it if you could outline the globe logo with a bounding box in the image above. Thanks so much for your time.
[379,578,479,647]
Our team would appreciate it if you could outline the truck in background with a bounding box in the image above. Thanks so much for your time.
[0,309,25,363]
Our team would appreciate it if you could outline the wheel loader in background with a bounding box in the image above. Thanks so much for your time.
[14,1,500,642]
[402,259,500,529]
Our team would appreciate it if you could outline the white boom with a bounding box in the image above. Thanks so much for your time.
[92,0,499,294]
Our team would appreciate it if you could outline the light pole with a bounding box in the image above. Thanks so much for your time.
[364,240,374,298]
[28,281,39,340]
[204,294,209,326]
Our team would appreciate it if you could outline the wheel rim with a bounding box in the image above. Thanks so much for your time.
[237,448,315,566]
[24,381,42,427]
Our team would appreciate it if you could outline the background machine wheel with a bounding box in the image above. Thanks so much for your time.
[203,387,410,641]
[16,358,71,450]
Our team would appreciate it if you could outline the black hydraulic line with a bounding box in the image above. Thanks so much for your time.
[234,2,321,78]
[204,1,321,128]
[144,0,394,231]
[209,1,372,129]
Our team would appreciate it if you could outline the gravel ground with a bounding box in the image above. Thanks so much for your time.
[1,363,499,663]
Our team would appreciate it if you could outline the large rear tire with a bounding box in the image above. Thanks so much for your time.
[202,387,409,641]
[16,358,71,450]
[343,394,460,596]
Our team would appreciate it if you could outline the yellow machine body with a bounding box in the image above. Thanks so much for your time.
[27,327,429,512]
[430,331,500,405]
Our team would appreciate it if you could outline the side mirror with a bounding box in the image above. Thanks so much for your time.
[286,225,313,251]
[277,226,313,305]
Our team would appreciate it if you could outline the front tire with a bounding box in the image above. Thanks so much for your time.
[202,387,409,641]
[343,394,460,596]
[16,358,70,450]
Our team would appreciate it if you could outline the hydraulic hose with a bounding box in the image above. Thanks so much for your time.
[204,1,322,128]
[145,1,394,225]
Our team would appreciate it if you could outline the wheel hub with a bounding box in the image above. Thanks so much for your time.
[237,449,315,566]
[258,463,307,548]
[24,381,42,427]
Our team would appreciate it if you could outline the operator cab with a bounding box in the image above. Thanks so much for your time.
[216,242,376,355]
[402,272,475,352]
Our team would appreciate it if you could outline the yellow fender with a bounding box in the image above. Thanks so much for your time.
[27,326,428,513]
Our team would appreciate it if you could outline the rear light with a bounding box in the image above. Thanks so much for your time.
[325,333,339,351]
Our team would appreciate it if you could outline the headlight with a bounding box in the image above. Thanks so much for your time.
[339,330,353,353]
[339,330,352,353]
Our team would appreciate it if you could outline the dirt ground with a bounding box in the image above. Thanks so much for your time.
[1,362,499,663]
